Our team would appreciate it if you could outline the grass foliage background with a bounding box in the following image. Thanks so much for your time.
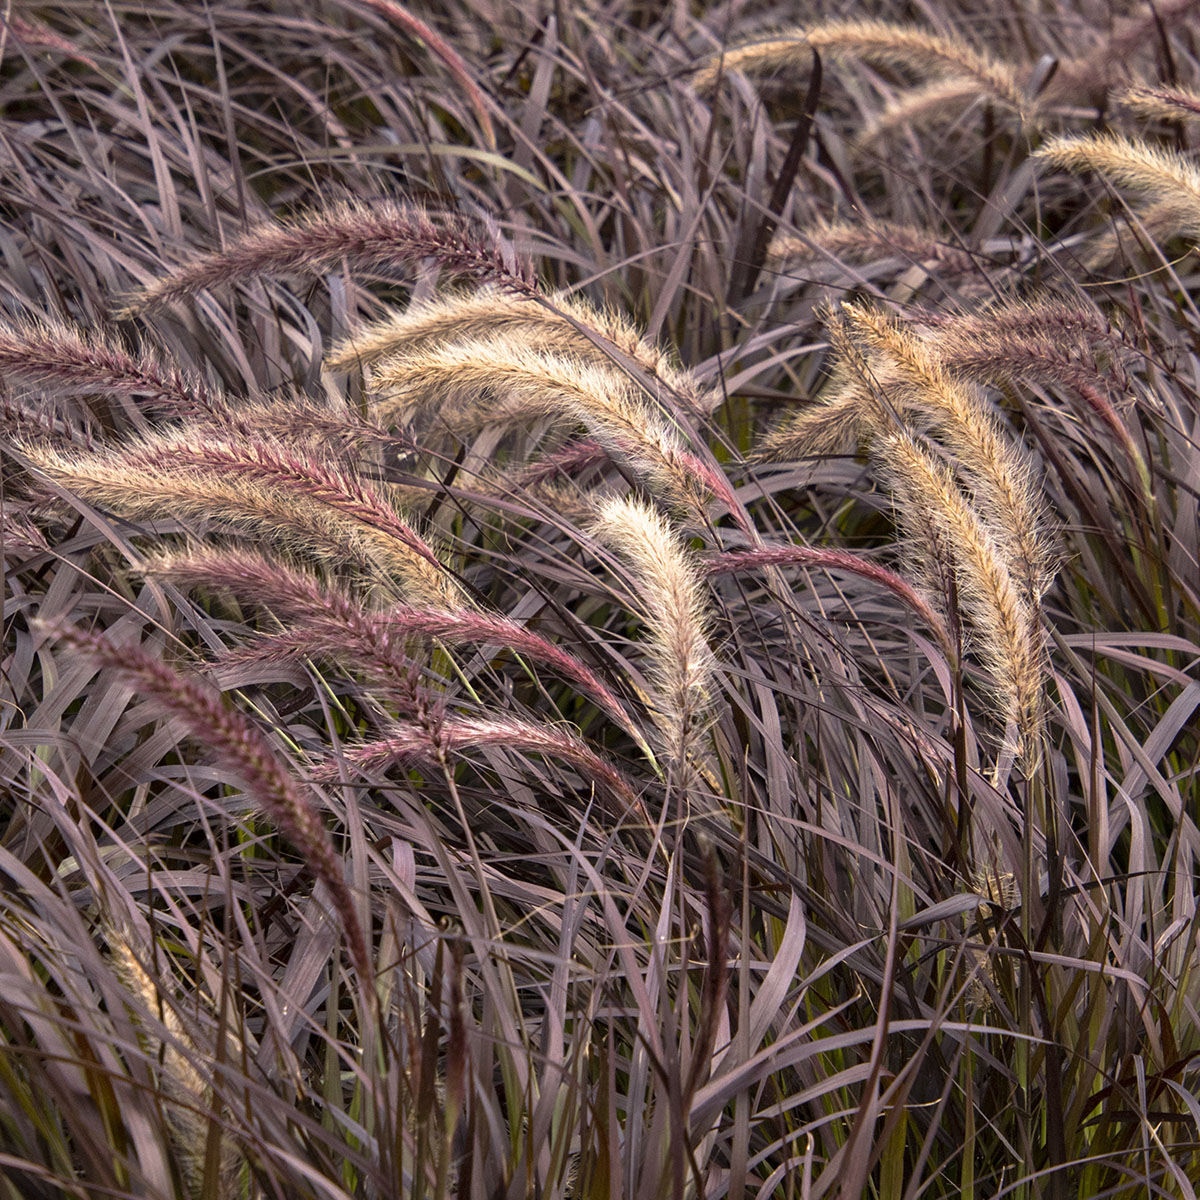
[2,1,1200,1197]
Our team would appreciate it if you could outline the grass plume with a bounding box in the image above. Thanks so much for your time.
[1035,132,1200,241]
[769,218,980,276]
[316,714,641,814]
[110,934,243,1197]
[6,4,1200,1195]
[874,431,1046,765]
[328,289,715,413]
[123,200,534,314]
[20,434,456,603]
[839,301,1053,605]
[1117,83,1200,123]
[147,545,638,739]
[368,335,734,518]
[0,317,216,412]
[696,18,1027,117]
[590,495,716,787]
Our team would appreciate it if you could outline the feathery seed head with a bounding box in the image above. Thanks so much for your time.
[122,199,534,315]
[109,933,244,1196]
[328,289,715,413]
[840,302,1054,605]
[770,219,979,276]
[591,496,717,778]
[0,317,216,412]
[696,19,1027,118]
[1117,84,1200,124]
[21,432,458,606]
[369,335,722,517]
[147,545,636,738]
[875,432,1046,766]
[1034,133,1200,242]
[317,715,643,816]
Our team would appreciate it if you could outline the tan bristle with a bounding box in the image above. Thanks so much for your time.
[695,19,1026,118]
[591,495,716,786]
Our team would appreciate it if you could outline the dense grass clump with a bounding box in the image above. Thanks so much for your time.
[3,2,1200,1197]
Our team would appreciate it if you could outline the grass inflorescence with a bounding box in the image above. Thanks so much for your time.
[2,2,1199,1198]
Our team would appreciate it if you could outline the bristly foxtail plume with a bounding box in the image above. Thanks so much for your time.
[120,199,535,315]
[768,218,980,277]
[1033,133,1200,242]
[367,336,739,523]
[918,299,1148,492]
[695,19,1027,120]
[754,345,877,464]
[1117,83,1200,123]
[873,431,1047,769]
[313,715,645,822]
[516,438,609,487]
[326,289,717,415]
[917,297,1133,394]
[109,931,243,1197]
[0,317,217,413]
[192,392,416,461]
[145,545,642,745]
[839,301,1054,608]
[21,431,458,607]
[590,495,717,788]
[38,623,372,983]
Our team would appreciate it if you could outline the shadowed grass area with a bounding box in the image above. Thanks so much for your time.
[2,2,1200,1198]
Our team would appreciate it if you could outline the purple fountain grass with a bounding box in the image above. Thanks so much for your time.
[108,933,245,1194]
[124,437,441,571]
[840,302,1055,608]
[876,431,1047,767]
[22,441,418,586]
[329,288,717,415]
[148,546,638,738]
[860,79,997,146]
[237,613,638,741]
[911,297,1135,391]
[706,545,955,661]
[313,714,643,816]
[192,394,417,460]
[942,341,1145,485]
[0,393,85,447]
[21,434,451,601]
[696,18,1028,119]
[910,300,1149,494]
[37,622,370,983]
[367,337,728,515]
[148,545,373,624]
[769,218,980,277]
[1034,132,1200,241]
[0,507,50,560]
[754,384,869,463]
[591,495,717,786]
[0,319,216,413]
[122,200,535,314]
[1119,83,1200,122]
[115,431,456,605]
